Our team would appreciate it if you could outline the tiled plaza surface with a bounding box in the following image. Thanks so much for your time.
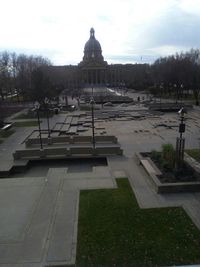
[0,95,200,266]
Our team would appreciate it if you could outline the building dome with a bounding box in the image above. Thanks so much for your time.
[84,28,101,51]
[83,28,104,62]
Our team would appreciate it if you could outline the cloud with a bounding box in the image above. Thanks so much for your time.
[0,0,200,65]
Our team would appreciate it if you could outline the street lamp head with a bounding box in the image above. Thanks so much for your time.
[90,98,95,105]
[44,97,50,104]
[34,101,40,110]
[178,107,187,117]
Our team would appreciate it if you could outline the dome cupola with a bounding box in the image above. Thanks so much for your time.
[83,28,104,62]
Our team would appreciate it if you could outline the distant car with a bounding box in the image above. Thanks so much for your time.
[70,105,76,110]
[53,107,60,114]
[120,103,129,107]
[103,102,113,107]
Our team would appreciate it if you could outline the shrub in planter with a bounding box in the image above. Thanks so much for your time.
[151,150,161,162]
[161,143,175,171]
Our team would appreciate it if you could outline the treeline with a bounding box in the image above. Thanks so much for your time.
[0,51,57,102]
[1,48,200,105]
[150,49,200,105]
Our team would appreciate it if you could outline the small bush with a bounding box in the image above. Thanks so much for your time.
[151,150,161,162]
[161,143,175,170]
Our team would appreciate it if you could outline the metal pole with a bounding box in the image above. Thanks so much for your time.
[46,108,50,138]
[37,109,43,150]
[91,101,95,149]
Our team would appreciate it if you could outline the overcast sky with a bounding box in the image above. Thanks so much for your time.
[0,0,200,65]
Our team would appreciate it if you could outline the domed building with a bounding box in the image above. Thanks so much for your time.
[79,28,108,86]
[46,28,150,92]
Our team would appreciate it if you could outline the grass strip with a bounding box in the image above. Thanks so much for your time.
[0,129,15,138]
[14,112,53,119]
[186,149,200,163]
[14,121,40,127]
[77,178,200,267]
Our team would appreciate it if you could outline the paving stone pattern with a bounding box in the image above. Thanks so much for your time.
[0,166,116,266]
[0,102,200,266]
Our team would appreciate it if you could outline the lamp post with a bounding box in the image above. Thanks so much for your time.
[90,98,95,149]
[91,84,94,98]
[176,107,186,168]
[180,84,183,103]
[174,84,178,104]
[44,97,51,138]
[159,83,163,109]
[34,101,43,150]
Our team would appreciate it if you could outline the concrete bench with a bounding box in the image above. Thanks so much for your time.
[60,124,70,132]
[67,126,77,135]
[13,149,41,160]
[1,123,12,131]
[140,159,161,176]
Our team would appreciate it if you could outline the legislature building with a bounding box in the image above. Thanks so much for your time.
[46,28,150,90]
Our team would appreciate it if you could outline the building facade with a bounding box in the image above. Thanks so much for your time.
[46,28,150,91]
[78,28,107,86]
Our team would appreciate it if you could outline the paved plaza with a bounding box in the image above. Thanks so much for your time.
[0,97,200,266]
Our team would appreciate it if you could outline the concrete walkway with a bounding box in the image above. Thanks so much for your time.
[1,154,200,266]
[0,166,116,266]
[108,155,200,230]
[0,106,200,266]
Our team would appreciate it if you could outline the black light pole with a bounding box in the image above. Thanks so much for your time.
[176,107,186,168]
[174,84,178,104]
[45,97,50,138]
[34,102,43,150]
[90,98,95,149]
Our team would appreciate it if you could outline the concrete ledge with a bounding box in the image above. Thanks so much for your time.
[13,145,123,160]
[25,135,118,147]
[13,149,41,160]
[95,147,123,155]
[70,147,94,155]
[184,152,200,179]
[71,136,92,143]
[1,123,13,131]
[95,135,118,143]
[136,152,200,193]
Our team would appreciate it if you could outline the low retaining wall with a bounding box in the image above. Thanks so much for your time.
[136,152,200,193]
[184,152,200,179]
[13,145,123,160]
[25,135,118,147]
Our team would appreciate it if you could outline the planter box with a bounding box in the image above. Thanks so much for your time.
[136,152,200,193]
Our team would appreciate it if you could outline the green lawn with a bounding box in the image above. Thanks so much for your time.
[187,149,200,163]
[14,121,40,127]
[76,179,200,267]
[80,105,100,111]
[0,129,15,138]
[14,112,53,119]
